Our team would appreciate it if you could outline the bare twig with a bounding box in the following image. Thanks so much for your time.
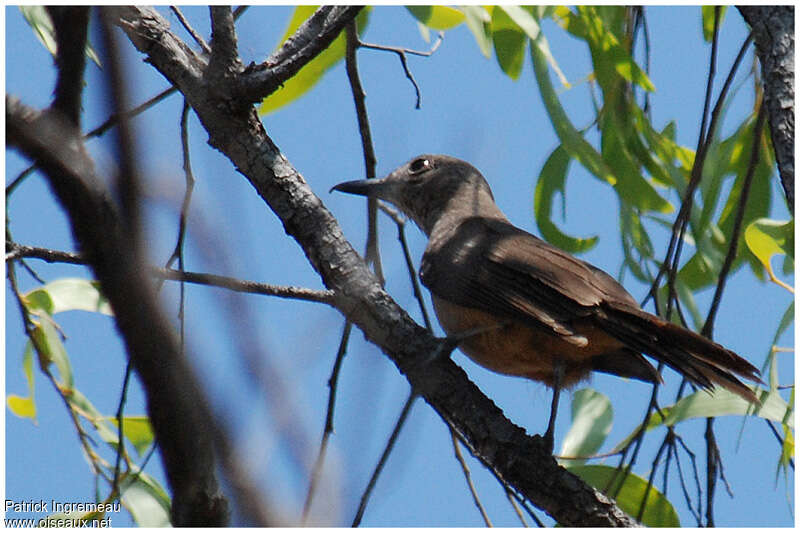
[112,361,134,497]
[674,434,703,525]
[5,242,336,305]
[702,103,768,337]
[380,203,433,331]
[85,87,178,139]
[6,242,83,264]
[450,428,492,526]
[345,21,383,283]
[302,321,353,524]
[358,32,444,109]
[170,6,210,54]
[644,24,754,315]
[154,267,335,304]
[352,393,417,526]
[504,487,529,527]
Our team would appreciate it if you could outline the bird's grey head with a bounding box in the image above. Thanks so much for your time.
[332,154,496,235]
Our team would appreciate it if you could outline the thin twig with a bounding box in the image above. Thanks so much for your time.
[85,87,177,139]
[636,427,672,523]
[232,6,248,20]
[345,21,383,284]
[170,6,210,54]
[6,242,83,264]
[504,487,529,527]
[352,393,417,526]
[705,418,718,526]
[379,202,434,331]
[701,103,767,337]
[154,267,336,304]
[302,321,353,524]
[765,419,794,470]
[112,361,134,497]
[674,434,703,526]
[644,25,754,314]
[450,428,492,526]
[5,243,336,304]
[357,32,443,109]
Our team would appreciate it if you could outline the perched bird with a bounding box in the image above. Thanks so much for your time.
[333,154,760,450]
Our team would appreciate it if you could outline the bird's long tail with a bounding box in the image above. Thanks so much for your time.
[599,302,761,403]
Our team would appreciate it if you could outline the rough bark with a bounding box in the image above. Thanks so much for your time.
[110,6,637,526]
[738,6,795,210]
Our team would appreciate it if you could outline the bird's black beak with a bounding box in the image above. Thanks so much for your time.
[330,177,395,199]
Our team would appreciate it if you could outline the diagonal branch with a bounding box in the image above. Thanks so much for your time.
[738,6,795,211]
[235,6,363,103]
[110,6,637,526]
[6,97,230,526]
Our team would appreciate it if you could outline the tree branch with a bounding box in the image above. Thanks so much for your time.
[236,6,363,103]
[47,6,90,126]
[208,6,240,77]
[6,97,229,526]
[738,6,795,211]
[110,6,637,526]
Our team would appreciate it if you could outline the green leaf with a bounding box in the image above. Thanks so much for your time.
[614,386,792,455]
[491,6,526,79]
[662,388,792,428]
[259,7,370,114]
[19,6,101,66]
[109,416,155,456]
[566,465,680,527]
[531,39,617,187]
[599,112,673,213]
[534,145,598,253]
[745,219,794,290]
[701,6,728,42]
[31,314,73,389]
[406,6,464,30]
[461,6,492,57]
[745,219,793,264]
[66,388,121,449]
[559,388,612,467]
[26,278,113,316]
[503,6,569,86]
[577,6,655,93]
[619,203,655,283]
[121,475,172,527]
[7,342,37,420]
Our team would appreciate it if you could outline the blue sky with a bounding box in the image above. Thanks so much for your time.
[5,6,794,527]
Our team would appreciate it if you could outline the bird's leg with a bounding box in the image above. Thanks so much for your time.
[542,358,565,453]
[426,323,508,365]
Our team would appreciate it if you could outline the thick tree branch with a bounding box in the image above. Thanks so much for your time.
[236,6,363,103]
[47,7,90,126]
[208,6,240,77]
[738,6,795,210]
[110,6,637,526]
[6,98,229,526]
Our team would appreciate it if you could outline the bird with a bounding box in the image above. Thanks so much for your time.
[332,154,760,451]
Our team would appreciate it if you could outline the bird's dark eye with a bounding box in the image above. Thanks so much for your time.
[408,157,432,175]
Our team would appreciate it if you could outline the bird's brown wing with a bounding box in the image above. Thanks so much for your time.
[420,217,760,401]
[420,217,636,341]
